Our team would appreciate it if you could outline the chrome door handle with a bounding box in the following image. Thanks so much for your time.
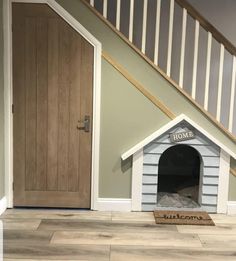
[77,115,90,132]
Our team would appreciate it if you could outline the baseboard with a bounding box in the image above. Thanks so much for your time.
[0,217,2,261]
[0,197,7,215]
[227,201,236,215]
[96,198,132,211]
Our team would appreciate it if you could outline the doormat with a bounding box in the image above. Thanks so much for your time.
[153,210,215,225]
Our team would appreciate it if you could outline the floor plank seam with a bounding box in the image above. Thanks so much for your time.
[196,233,204,248]
[109,244,111,261]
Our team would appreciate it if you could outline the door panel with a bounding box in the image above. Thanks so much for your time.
[13,3,93,208]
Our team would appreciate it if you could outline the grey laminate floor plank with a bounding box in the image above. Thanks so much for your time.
[111,212,155,223]
[2,219,41,230]
[4,230,53,244]
[4,244,110,260]
[4,258,90,261]
[210,214,236,225]
[110,245,236,261]
[38,219,177,233]
[51,231,202,247]
[199,234,236,248]
[2,210,112,221]
[177,224,236,235]
[5,259,91,261]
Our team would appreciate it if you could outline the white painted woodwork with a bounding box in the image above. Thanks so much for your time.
[202,185,218,195]
[141,0,148,54]
[3,0,13,208]
[217,149,230,214]
[143,165,159,174]
[143,185,158,194]
[227,201,236,215]
[129,0,134,42]
[204,167,220,176]
[103,0,107,18]
[229,56,236,132]
[204,33,212,110]
[167,0,174,76]
[143,154,161,164]
[90,0,94,7]
[142,204,156,211]
[131,149,143,211]
[154,0,161,65]
[144,143,219,157]
[216,44,225,121]
[0,197,7,215]
[203,206,217,212]
[203,176,219,185]
[143,175,158,184]
[121,114,236,160]
[191,20,199,99]
[202,156,220,167]
[202,195,217,205]
[179,8,187,88]
[116,0,121,30]
[0,222,1,261]
[96,198,132,211]
[142,194,157,203]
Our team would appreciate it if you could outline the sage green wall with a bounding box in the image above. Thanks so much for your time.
[0,0,4,199]
[229,159,236,200]
[100,60,168,197]
[231,158,236,170]
[229,176,236,200]
[56,0,236,198]
[229,175,236,201]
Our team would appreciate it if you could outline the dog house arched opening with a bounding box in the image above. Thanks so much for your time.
[157,144,202,208]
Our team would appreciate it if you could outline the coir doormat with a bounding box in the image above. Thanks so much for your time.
[153,210,215,225]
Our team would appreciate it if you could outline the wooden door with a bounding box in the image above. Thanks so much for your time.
[12,3,93,208]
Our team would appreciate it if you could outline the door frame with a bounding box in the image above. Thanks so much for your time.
[3,0,102,210]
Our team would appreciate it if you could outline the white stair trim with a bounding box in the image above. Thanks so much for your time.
[227,201,236,215]
[0,197,7,215]
[96,198,131,211]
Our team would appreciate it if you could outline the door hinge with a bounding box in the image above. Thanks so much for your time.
[12,104,14,114]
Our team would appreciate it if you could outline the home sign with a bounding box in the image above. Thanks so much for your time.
[169,130,195,143]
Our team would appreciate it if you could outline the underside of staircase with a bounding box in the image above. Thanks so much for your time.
[83,0,236,144]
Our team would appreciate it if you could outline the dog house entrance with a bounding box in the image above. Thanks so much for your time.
[157,145,201,208]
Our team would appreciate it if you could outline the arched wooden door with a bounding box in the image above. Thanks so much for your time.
[12,3,93,208]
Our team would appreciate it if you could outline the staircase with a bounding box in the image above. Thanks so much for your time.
[85,0,236,139]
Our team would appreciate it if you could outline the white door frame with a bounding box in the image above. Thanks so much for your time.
[3,0,102,209]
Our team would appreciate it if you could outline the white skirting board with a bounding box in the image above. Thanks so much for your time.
[96,199,236,213]
[96,198,132,211]
[227,201,236,215]
[0,197,7,215]
[0,218,2,261]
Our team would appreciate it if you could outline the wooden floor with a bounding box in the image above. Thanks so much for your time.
[1,209,236,260]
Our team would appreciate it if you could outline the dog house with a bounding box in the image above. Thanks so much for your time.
[122,114,236,213]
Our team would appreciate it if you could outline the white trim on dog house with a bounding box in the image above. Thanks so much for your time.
[121,114,235,213]
[121,114,236,160]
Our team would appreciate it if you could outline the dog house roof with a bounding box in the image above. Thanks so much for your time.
[121,114,236,160]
